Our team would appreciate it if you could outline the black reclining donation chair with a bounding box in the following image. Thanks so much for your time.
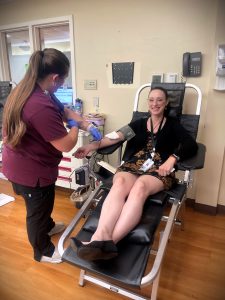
[58,82,206,300]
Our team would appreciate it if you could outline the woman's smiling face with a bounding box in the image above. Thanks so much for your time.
[148,89,168,117]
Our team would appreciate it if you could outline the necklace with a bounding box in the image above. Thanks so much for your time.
[149,117,164,159]
[149,117,164,132]
[153,120,162,130]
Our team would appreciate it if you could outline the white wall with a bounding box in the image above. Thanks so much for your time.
[0,0,224,208]
[195,0,225,207]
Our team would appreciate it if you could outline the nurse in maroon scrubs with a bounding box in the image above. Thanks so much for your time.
[2,48,101,264]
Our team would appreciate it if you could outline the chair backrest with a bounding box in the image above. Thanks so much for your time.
[151,82,186,119]
[132,82,185,120]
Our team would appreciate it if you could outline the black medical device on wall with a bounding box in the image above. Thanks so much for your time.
[182,52,202,77]
[112,62,134,84]
[0,81,12,140]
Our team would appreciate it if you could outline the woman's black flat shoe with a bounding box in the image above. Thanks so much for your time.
[70,238,106,253]
[70,239,105,260]
[100,240,118,260]
[102,240,117,253]
[77,245,103,261]
[76,240,105,261]
[74,239,118,261]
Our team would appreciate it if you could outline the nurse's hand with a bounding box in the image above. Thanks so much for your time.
[74,144,96,158]
[66,119,79,129]
[87,124,102,141]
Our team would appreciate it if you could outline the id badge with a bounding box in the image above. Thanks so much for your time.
[139,158,154,172]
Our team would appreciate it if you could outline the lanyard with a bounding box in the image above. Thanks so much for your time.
[150,117,164,158]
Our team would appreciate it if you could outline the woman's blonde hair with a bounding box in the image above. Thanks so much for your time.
[3,48,69,147]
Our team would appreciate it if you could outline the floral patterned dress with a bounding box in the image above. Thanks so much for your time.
[117,131,177,190]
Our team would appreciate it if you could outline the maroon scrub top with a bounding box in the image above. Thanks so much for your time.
[2,85,67,187]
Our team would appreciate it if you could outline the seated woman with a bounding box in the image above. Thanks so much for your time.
[72,87,198,261]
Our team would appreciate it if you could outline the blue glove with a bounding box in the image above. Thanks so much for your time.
[87,124,102,141]
[66,119,79,129]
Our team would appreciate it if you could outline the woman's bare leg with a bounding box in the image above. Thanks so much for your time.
[90,172,137,242]
[112,175,164,243]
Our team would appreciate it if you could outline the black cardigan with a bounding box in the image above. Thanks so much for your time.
[122,117,198,163]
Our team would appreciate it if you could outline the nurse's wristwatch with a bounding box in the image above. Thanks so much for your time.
[171,153,180,161]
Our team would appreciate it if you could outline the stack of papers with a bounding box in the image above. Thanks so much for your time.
[0,173,7,180]
[0,152,7,180]
[0,193,15,207]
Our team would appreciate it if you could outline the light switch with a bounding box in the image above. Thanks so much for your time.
[84,80,97,90]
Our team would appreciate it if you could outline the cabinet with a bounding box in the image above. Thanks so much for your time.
[56,131,90,190]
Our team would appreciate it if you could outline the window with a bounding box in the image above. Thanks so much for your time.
[38,24,72,89]
[5,30,31,84]
[0,16,76,105]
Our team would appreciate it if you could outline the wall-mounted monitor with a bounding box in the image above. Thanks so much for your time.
[54,87,73,106]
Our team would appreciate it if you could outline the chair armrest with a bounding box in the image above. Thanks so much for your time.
[97,161,116,174]
[97,140,125,155]
[177,143,206,170]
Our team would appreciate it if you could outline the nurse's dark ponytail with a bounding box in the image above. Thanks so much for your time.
[3,48,70,147]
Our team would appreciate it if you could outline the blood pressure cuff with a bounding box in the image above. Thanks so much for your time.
[117,125,135,141]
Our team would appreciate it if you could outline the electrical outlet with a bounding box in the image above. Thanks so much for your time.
[84,80,97,90]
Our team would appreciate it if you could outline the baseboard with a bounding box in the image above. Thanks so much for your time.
[186,198,225,215]
[186,198,195,208]
[217,204,225,214]
[194,202,217,215]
